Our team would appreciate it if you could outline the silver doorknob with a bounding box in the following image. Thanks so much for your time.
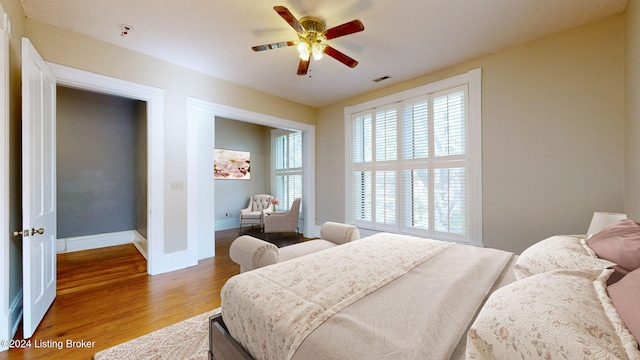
[31,228,45,236]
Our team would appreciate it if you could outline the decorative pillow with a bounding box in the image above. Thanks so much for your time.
[466,269,640,360]
[608,267,640,343]
[513,235,616,280]
[588,219,640,273]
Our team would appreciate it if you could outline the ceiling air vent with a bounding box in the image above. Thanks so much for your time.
[373,75,390,83]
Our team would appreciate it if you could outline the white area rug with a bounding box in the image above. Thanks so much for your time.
[94,308,220,360]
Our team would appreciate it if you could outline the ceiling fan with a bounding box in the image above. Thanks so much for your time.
[252,6,365,75]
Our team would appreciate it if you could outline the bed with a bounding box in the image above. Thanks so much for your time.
[212,222,640,360]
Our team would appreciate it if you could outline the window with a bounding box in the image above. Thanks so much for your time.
[346,69,482,245]
[273,130,302,212]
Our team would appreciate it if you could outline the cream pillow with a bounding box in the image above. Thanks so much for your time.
[467,269,640,360]
[513,235,616,280]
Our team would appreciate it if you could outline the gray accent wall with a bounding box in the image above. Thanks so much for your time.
[57,86,146,238]
[214,117,272,227]
[135,102,148,239]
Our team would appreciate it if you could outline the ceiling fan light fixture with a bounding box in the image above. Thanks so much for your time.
[311,43,324,60]
[297,41,310,60]
[252,6,365,75]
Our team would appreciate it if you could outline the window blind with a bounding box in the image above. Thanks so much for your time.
[349,83,473,242]
[375,108,397,162]
[402,99,429,160]
[353,114,372,163]
[434,166,467,234]
[352,171,372,221]
[401,168,429,230]
[273,130,302,211]
[375,170,396,225]
[434,90,466,158]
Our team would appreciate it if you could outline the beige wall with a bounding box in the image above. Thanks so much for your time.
[20,18,317,254]
[317,16,626,254]
[626,1,640,220]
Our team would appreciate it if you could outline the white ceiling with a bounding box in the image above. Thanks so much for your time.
[20,0,628,108]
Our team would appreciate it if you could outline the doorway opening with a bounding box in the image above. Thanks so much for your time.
[49,63,165,275]
[187,98,316,260]
[56,86,148,258]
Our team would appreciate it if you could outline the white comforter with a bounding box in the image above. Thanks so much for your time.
[221,233,514,360]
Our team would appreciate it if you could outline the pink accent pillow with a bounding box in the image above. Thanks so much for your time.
[588,220,640,272]
[608,267,640,343]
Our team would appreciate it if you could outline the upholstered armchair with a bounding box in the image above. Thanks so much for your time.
[263,198,301,240]
[239,194,274,229]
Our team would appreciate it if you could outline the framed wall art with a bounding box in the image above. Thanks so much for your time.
[214,148,250,180]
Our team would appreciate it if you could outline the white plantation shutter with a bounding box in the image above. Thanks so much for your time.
[275,135,286,170]
[432,86,468,237]
[434,88,466,157]
[375,108,397,162]
[402,99,429,160]
[401,168,429,229]
[289,131,302,169]
[348,73,478,244]
[375,170,396,225]
[353,114,372,163]
[400,98,430,232]
[273,130,302,211]
[353,171,372,221]
[434,166,467,234]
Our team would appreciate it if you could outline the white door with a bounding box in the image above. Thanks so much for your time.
[21,37,56,338]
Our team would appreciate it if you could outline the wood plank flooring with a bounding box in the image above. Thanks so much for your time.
[0,228,304,360]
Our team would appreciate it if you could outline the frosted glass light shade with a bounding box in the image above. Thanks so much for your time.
[587,212,627,235]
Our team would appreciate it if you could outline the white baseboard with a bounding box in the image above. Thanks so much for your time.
[148,250,197,275]
[0,289,23,352]
[56,230,137,253]
[132,231,148,260]
[215,218,239,231]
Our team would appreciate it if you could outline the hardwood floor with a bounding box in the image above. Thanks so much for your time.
[0,228,305,360]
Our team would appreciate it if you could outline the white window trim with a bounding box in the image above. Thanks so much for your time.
[344,68,482,246]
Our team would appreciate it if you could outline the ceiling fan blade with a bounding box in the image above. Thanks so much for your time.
[323,45,359,68]
[274,6,305,34]
[297,57,310,75]
[252,41,296,52]
[324,19,365,40]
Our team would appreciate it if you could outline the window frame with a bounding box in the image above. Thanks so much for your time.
[344,68,482,246]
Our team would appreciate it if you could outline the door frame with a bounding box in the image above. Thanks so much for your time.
[0,4,11,351]
[48,63,167,275]
[186,97,317,260]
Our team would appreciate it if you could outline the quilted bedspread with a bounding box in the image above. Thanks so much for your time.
[221,233,513,360]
